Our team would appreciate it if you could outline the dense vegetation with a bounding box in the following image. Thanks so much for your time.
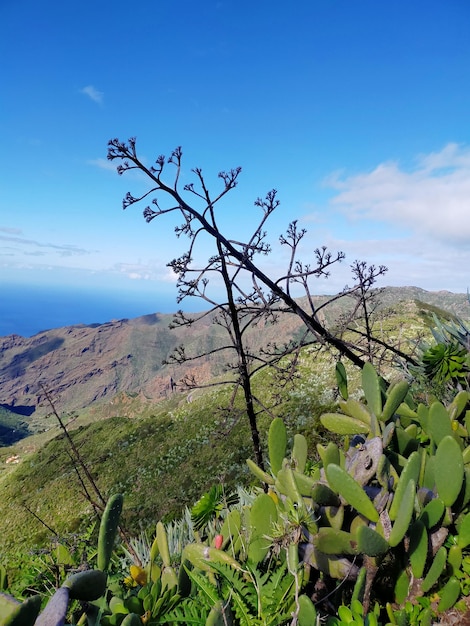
[1,300,470,625]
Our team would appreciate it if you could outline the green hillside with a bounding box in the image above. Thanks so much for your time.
[0,292,467,572]
[0,355,337,562]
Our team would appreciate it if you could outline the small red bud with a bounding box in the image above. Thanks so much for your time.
[214,534,223,549]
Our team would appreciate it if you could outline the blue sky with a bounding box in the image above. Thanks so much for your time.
[2,0,470,317]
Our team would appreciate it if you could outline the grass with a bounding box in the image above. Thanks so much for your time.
[0,357,337,566]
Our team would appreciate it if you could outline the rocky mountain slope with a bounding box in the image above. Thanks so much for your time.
[0,309,304,426]
[1,287,468,431]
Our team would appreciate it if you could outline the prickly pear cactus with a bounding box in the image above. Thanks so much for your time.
[246,364,470,619]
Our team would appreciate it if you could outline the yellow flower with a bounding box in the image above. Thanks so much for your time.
[130,564,148,586]
[268,489,279,505]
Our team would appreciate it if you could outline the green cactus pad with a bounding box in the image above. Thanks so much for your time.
[97,493,123,572]
[311,482,341,507]
[448,391,470,421]
[362,361,383,417]
[219,508,242,551]
[323,505,344,530]
[422,546,447,592]
[320,412,370,435]
[0,594,19,622]
[396,403,419,419]
[409,520,427,578]
[351,566,367,604]
[437,576,461,612]
[339,398,373,425]
[435,435,464,507]
[35,587,69,626]
[183,543,243,573]
[335,361,349,400]
[302,544,359,580]
[389,450,421,521]
[382,422,395,447]
[248,492,278,564]
[356,525,389,556]
[63,569,107,601]
[422,454,436,491]
[161,565,178,590]
[448,544,463,574]
[315,528,358,555]
[3,595,41,626]
[376,454,398,489]
[268,418,287,475]
[287,542,299,573]
[276,467,303,506]
[292,469,315,496]
[381,380,410,422]
[292,433,308,473]
[394,569,410,604]
[457,511,470,548]
[318,441,341,468]
[461,467,470,509]
[389,479,416,547]
[462,445,470,464]
[325,463,379,522]
[246,458,275,485]
[395,426,420,457]
[297,594,317,626]
[427,402,454,445]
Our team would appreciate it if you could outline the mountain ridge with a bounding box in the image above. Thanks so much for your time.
[1,286,469,432]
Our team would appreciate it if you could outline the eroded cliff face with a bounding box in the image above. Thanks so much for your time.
[0,309,305,425]
[0,315,183,422]
[0,322,132,414]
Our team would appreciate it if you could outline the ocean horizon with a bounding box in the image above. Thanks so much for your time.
[0,283,186,338]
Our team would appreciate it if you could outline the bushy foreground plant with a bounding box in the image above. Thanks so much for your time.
[4,362,470,625]
[412,313,470,399]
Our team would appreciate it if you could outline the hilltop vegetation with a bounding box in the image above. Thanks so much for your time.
[0,290,468,558]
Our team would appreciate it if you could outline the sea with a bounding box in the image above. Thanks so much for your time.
[0,283,187,338]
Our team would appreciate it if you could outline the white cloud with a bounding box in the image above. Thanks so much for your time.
[80,85,104,104]
[88,158,116,171]
[111,261,178,283]
[327,143,470,244]
[0,234,90,256]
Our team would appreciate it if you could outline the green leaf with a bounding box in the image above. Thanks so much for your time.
[325,463,379,522]
[435,436,464,507]
[381,380,410,422]
[389,480,415,547]
[422,546,447,592]
[356,525,389,556]
[268,418,287,476]
[320,413,370,435]
[335,362,348,400]
[427,402,453,445]
[362,361,382,417]
[292,434,308,474]
[409,520,427,578]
